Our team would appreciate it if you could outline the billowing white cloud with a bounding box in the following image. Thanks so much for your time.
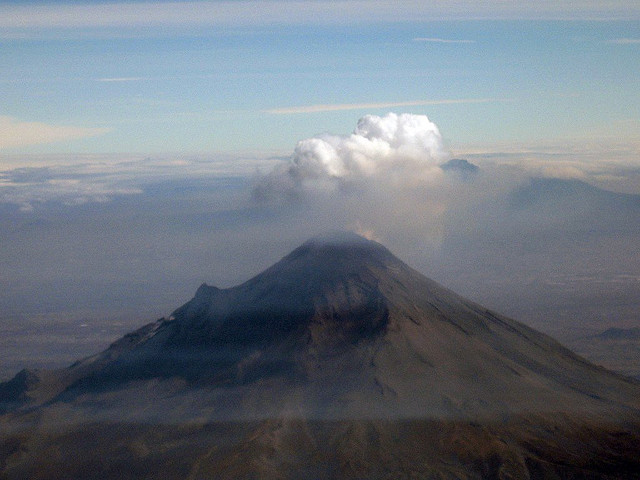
[254,113,448,201]
[0,116,109,150]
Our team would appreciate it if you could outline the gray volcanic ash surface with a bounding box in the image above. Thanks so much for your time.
[1,232,640,479]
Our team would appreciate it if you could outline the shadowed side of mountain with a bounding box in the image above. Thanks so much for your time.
[0,319,169,414]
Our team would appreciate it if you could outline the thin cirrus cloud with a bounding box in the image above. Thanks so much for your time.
[0,1,639,31]
[95,77,147,82]
[0,116,109,150]
[265,98,497,114]
[605,38,640,44]
[413,37,475,44]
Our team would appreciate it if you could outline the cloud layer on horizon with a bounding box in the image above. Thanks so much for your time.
[0,154,279,211]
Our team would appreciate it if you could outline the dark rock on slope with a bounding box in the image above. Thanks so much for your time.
[1,232,639,479]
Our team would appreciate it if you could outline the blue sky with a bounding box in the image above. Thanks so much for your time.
[0,1,639,154]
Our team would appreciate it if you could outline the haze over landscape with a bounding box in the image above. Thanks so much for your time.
[1,1,640,478]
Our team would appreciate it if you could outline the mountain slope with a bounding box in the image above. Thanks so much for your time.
[3,231,638,420]
[1,232,639,479]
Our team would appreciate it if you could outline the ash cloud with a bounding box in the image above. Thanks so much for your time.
[254,113,448,202]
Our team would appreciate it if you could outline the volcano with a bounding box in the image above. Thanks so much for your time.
[1,232,639,479]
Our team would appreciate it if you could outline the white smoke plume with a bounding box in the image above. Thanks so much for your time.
[254,113,449,202]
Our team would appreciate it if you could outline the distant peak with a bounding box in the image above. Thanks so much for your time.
[440,158,479,175]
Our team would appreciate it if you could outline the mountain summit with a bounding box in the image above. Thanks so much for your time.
[1,233,640,479]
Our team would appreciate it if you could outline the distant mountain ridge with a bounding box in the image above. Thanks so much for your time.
[594,327,640,340]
